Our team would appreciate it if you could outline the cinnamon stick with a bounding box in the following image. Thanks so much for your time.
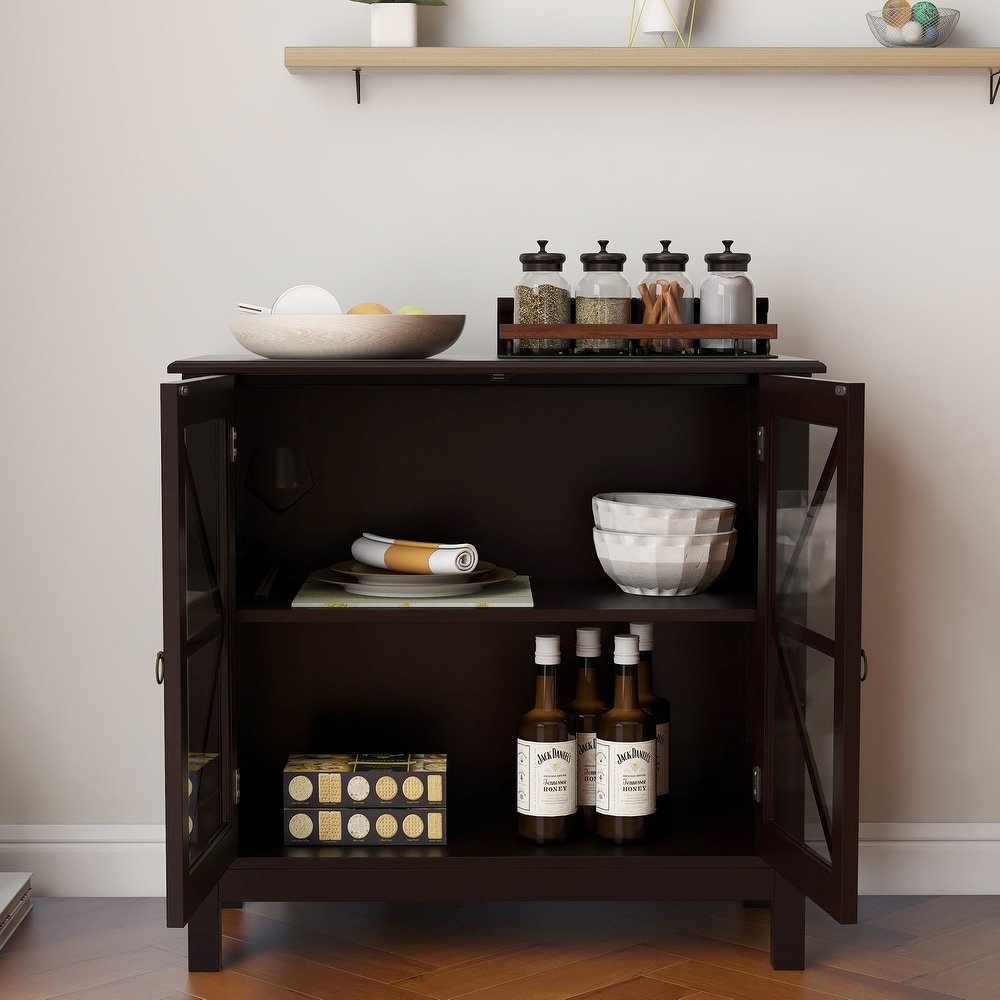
[665,282,682,324]
[639,282,657,323]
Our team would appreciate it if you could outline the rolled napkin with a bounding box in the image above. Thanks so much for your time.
[351,532,479,575]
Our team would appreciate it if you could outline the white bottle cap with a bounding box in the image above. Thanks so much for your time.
[576,627,601,658]
[614,633,640,664]
[629,621,654,651]
[534,634,561,665]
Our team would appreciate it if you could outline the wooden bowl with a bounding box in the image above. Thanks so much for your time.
[230,313,465,360]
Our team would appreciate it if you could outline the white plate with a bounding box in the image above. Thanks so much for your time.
[323,566,516,598]
[321,561,496,587]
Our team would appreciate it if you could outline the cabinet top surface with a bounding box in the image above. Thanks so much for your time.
[167,355,827,379]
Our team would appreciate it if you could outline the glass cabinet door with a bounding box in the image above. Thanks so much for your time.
[758,375,865,923]
[160,376,237,927]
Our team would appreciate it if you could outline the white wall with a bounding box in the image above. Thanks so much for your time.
[1,0,999,895]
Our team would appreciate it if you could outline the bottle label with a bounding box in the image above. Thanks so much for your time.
[576,733,599,806]
[595,739,656,817]
[655,722,670,797]
[516,739,577,817]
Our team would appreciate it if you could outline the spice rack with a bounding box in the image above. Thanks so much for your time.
[496,296,778,357]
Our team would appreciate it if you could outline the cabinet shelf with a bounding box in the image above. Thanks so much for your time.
[232,798,759,871]
[226,794,770,903]
[238,577,759,624]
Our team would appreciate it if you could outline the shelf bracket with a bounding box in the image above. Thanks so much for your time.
[990,69,1000,105]
[355,67,362,105]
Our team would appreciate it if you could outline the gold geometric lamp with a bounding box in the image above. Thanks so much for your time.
[628,0,698,48]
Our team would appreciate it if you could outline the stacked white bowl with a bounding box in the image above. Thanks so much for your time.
[591,492,737,597]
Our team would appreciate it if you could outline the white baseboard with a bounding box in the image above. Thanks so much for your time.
[859,823,1000,895]
[1,823,998,898]
[0,826,165,897]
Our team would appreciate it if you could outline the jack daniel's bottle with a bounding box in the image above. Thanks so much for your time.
[595,634,656,843]
[630,622,671,808]
[517,635,577,843]
[562,627,608,832]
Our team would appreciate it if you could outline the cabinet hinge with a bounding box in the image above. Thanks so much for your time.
[230,427,238,463]
[752,765,762,803]
[756,426,765,463]
[234,769,241,805]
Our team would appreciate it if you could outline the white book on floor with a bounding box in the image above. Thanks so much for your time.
[0,872,33,952]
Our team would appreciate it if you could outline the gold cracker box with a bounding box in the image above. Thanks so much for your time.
[283,807,447,846]
[283,753,447,809]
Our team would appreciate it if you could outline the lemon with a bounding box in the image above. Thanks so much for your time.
[347,302,392,315]
[397,305,428,315]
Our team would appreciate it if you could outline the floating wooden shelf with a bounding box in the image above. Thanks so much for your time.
[284,45,1000,71]
[284,45,1000,103]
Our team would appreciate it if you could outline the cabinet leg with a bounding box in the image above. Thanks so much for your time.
[187,884,222,972]
[770,873,805,970]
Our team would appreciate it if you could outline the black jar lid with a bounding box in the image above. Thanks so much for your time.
[705,240,751,272]
[519,240,567,271]
[642,239,689,271]
[580,240,627,272]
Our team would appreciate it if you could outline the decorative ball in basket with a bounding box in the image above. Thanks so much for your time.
[867,2,959,47]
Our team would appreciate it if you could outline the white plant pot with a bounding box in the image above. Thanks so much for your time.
[371,4,418,47]
[638,0,693,37]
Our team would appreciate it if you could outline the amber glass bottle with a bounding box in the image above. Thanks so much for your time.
[516,635,577,844]
[630,622,671,808]
[595,634,656,843]
[561,626,608,832]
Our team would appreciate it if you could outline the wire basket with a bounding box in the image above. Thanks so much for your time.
[866,6,959,47]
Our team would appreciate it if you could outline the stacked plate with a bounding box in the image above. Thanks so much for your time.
[591,492,737,597]
[312,561,516,598]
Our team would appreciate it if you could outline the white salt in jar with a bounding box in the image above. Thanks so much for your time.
[698,240,754,355]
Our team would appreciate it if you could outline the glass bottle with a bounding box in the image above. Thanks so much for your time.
[561,626,608,832]
[516,635,577,844]
[595,634,656,843]
[698,240,755,355]
[630,622,671,811]
[637,240,695,355]
[574,240,631,355]
[513,240,572,356]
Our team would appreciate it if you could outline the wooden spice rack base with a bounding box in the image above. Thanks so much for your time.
[496,297,777,358]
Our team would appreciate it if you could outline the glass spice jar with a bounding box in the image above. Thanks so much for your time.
[698,240,755,355]
[637,240,695,355]
[514,240,572,356]
[574,240,631,355]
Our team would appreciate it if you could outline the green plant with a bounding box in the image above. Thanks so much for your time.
[351,0,446,5]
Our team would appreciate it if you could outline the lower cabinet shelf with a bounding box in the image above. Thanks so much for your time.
[225,798,769,903]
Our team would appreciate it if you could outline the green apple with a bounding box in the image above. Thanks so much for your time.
[397,305,429,315]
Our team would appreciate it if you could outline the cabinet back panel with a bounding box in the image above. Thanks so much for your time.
[236,621,750,822]
[235,385,754,578]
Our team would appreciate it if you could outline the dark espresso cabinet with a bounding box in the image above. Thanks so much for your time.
[160,355,864,971]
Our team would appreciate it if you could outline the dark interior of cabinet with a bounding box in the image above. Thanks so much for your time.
[231,380,759,858]
[234,382,757,588]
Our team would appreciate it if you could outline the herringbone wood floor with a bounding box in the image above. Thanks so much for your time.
[1,896,998,999]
